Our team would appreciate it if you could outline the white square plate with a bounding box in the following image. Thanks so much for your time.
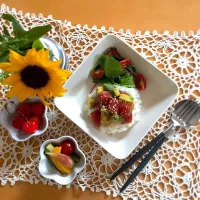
[55,35,178,159]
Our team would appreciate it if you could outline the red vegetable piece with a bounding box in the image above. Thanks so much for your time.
[61,139,76,155]
[135,74,147,90]
[98,91,112,105]
[107,98,119,114]
[107,48,121,58]
[90,110,101,127]
[122,113,132,124]
[12,115,26,129]
[31,102,45,116]
[118,101,133,118]
[22,120,38,134]
[29,116,42,126]
[119,59,131,68]
[91,68,104,79]
[17,103,32,117]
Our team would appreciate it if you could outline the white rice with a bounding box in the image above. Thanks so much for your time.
[87,85,141,134]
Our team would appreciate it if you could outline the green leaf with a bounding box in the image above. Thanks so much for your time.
[93,77,115,84]
[22,25,52,44]
[3,25,10,36]
[32,39,44,51]
[0,71,9,81]
[103,83,115,91]
[127,65,136,73]
[2,13,25,37]
[119,74,135,88]
[103,56,125,78]
[89,54,107,75]
[0,51,9,63]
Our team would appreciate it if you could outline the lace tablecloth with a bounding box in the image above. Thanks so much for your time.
[0,4,199,200]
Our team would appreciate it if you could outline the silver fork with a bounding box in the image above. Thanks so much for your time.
[110,99,200,193]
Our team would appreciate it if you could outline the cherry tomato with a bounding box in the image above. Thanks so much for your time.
[61,140,76,155]
[135,74,147,90]
[31,102,45,116]
[17,103,32,117]
[119,59,131,68]
[91,68,104,79]
[29,116,42,126]
[22,120,38,134]
[107,48,122,60]
[12,115,26,129]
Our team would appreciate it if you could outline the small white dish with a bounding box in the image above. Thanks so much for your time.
[0,97,48,141]
[55,35,178,159]
[38,136,86,185]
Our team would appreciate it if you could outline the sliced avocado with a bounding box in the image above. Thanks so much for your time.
[101,114,111,126]
[45,143,55,154]
[70,152,81,163]
[119,94,133,103]
[111,114,124,122]
[88,97,96,108]
[113,88,120,96]
[96,86,103,94]
[101,107,109,115]
[103,83,115,91]
[100,107,111,126]
[104,83,120,97]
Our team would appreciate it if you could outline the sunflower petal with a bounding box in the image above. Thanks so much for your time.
[17,86,36,102]
[2,74,21,86]
[38,49,50,61]
[37,91,49,106]
[0,62,21,72]
[6,82,25,99]
[9,50,26,70]
[40,88,53,98]
[41,59,62,69]
[25,48,38,66]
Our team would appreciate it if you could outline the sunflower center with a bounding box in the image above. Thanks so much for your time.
[20,65,50,89]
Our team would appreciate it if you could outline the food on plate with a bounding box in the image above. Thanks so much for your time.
[11,101,45,134]
[89,47,147,90]
[87,47,144,134]
[44,140,81,175]
[87,84,141,134]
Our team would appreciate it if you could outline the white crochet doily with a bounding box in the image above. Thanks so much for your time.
[0,4,199,200]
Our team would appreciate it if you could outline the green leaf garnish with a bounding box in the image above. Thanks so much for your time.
[2,13,25,37]
[32,39,45,51]
[0,71,9,81]
[103,56,125,78]
[0,14,52,63]
[3,25,10,36]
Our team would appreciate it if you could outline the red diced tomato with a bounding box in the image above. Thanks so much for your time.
[98,91,112,103]
[91,68,104,79]
[107,48,121,58]
[107,98,119,114]
[119,59,131,68]
[122,113,132,124]
[135,74,147,90]
[90,110,101,127]
[118,101,133,117]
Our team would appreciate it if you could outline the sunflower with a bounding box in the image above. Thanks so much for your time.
[0,48,71,105]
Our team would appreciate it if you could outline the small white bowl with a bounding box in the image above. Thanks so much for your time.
[38,136,86,185]
[0,97,48,141]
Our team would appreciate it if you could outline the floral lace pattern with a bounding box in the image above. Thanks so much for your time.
[0,4,200,200]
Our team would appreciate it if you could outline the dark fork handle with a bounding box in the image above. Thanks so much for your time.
[110,132,166,180]
[120,135,166,193]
